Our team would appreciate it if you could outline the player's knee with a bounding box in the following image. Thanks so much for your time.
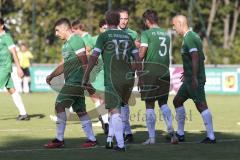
[173,97,182,108]
[196,102,208,113]
[145,100,155,109]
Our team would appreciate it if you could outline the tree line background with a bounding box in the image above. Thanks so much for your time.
[1,0,239,64]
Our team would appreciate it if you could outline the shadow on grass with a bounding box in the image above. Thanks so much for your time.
[0,131,240,160]
[0,114,45,120]
[1,131,240,150]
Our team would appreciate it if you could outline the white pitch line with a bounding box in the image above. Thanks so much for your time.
[0,139,240,153]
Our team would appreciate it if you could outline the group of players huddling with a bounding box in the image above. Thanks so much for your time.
[0,8,216,152]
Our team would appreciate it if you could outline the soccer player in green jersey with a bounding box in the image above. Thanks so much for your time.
[0,18,29,121]
[139,10,178,145]
[91,19,109,134]
[118,8,140,143]
[172,15,216,143]
[44,18,97,149]
[83,10,141,151]
[73,19,110,134]
[72,20,94,55]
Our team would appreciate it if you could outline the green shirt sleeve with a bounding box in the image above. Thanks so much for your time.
[70,35,86,54]
[83,34,94,50]
[5,34,15,50]
[140,31,148,47]
[93,33,104,55]
[185,34,199,54]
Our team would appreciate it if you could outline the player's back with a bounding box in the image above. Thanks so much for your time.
[141,27,170,77]
[95,29,136,86]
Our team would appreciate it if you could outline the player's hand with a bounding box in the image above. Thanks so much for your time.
[191,76,198,89]
[46,75,53,85]
[17,67,24,78]
[180,72,184,82]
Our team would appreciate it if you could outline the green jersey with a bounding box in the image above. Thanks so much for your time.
[0,32,15,72]
[122,28,138,41]
[140,27,170,77]
[82,33,94,50]
[62,34,85,84]
[94,29,138,86]
[181,30,206,82]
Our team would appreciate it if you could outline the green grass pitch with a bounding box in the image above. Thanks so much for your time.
[0,93,240,160]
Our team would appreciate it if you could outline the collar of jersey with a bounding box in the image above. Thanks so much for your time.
[81,32,88,37]
[184,30,191,37]
[108,27,120,30]
[66,34,74,41]
[118,26,128,30]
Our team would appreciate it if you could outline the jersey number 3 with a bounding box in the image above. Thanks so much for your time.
[159,37,167,57]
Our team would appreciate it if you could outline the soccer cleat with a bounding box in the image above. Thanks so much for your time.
[16,114,30,121]
[81,140,98,148]
[201,137,216,144]
[44,138,64,148]
[142,138,155,145]
[114,146,126,152]
[176,133,185,142]
[105,141,113,149]
[104,123,109,135]
[168,132,179,144]
[124,134,133,143]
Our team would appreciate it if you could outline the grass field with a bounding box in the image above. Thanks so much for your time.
[0,93,240,160]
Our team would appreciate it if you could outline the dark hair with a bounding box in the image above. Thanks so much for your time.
[99,19,106,28]
[142,9,159,24]
[105,10,120,26]
[118,8,129,15]
[72,19,85,31]
[0,18,9,31]
[0,18,4,25]
[54,18,71,29]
